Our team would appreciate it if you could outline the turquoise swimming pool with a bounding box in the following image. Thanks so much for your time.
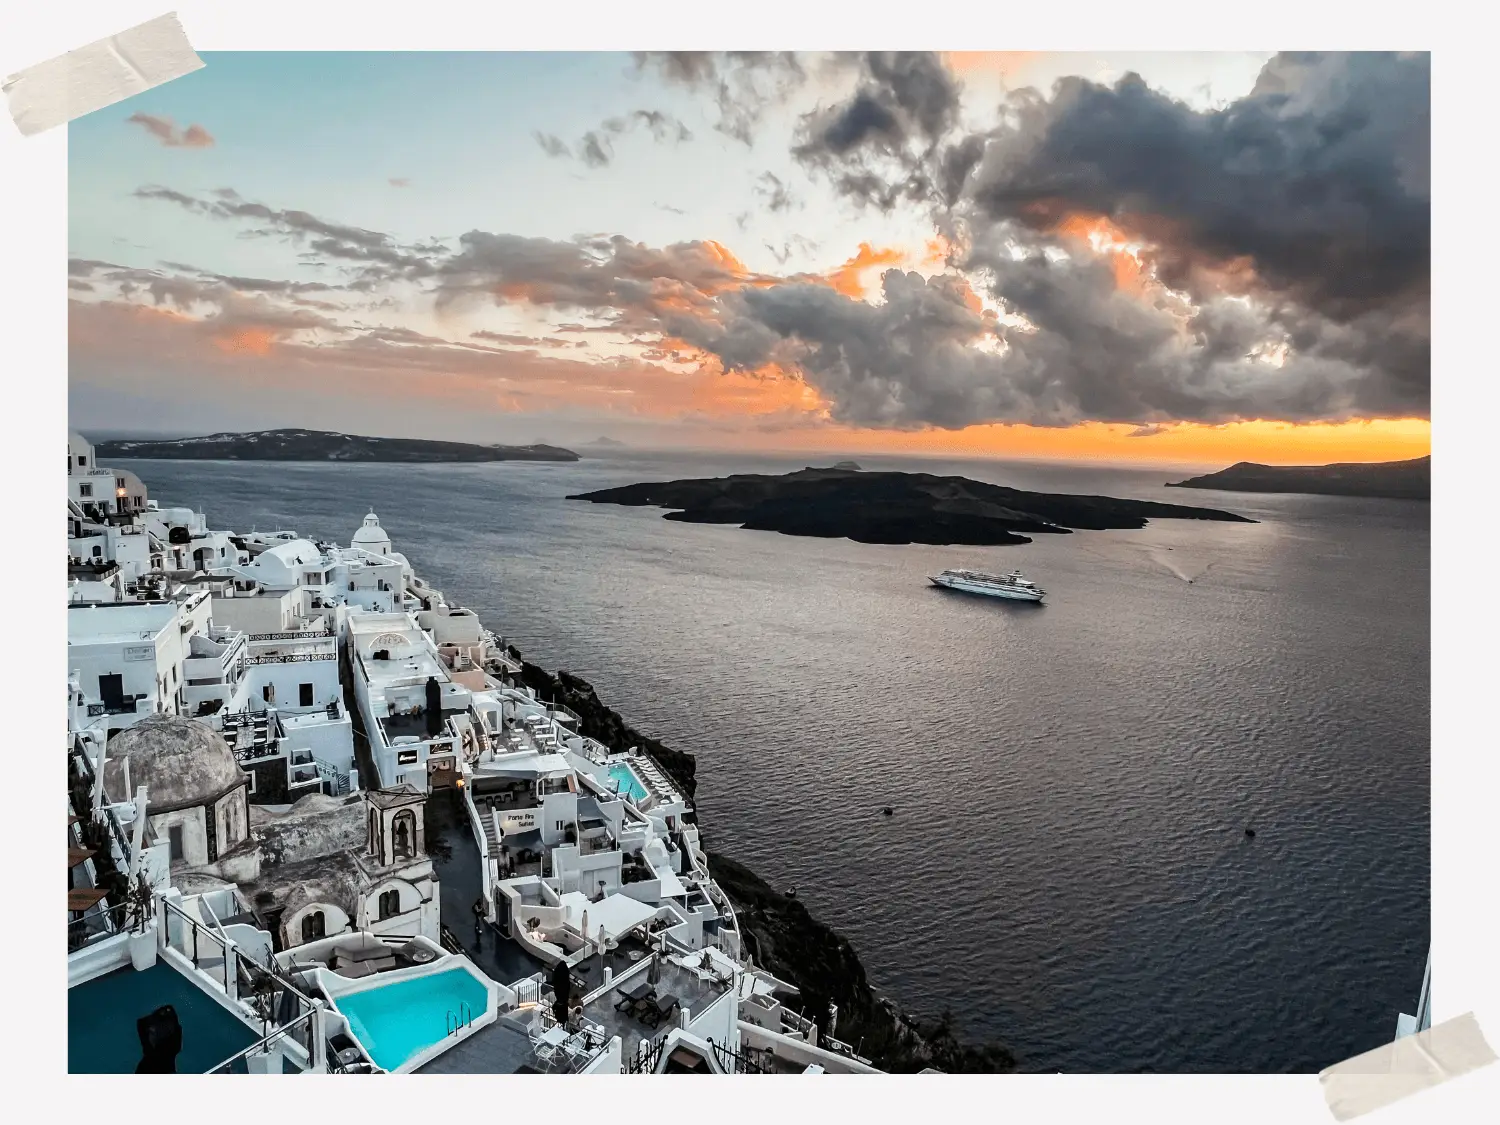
[336,967,489,1072]
[607,762,649,802]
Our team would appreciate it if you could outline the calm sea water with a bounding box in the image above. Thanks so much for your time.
[129,450,1429,1073]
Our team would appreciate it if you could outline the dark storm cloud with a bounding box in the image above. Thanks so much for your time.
[792,52,964,211]
[964,52,1430,322]
[677,247,1409,429]
[777,50,1429,423]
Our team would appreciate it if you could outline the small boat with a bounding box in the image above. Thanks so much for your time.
[928,568,1046,603]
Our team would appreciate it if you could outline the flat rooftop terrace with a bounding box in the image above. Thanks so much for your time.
[69,961,257,1074]
[584,956,729,1059]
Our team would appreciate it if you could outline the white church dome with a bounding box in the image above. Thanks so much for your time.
[352,510,392,555]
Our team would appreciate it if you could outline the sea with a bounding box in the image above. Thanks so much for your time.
[125,450,1430,1073]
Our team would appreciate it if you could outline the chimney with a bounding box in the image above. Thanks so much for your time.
[425,677,442,736]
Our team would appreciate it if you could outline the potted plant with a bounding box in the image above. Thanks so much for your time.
[126,872,158,971]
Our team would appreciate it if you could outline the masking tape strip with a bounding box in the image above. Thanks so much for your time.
[1318,1012,1496,1120]
[3,12,203,137]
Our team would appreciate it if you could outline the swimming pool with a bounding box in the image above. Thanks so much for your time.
[335,967,490,1072]
[607,762,649,803]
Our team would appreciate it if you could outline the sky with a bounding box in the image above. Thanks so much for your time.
[67,51,1431,466]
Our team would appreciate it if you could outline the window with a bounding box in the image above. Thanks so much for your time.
[168,825,184,861]
[378,889,400,921]
[134,496,143,508]
[78,483,93,497]
[92,545,102,558]
[77,455,86,466]
[302,571,323,586]
[392,811,416,860]
[263,684,275,703]
[299,682,314,707]
[300,910,326,943]
[116,477,125,489]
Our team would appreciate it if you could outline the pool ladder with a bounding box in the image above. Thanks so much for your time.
[446,1002,473,1038]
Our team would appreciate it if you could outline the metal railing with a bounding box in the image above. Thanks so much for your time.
[205,1009,317,1074]
[249,625,332,641]
[248,651,336,665]
[626,1033,667,1074]
[709,1037,771,1074]
[162,897,236,996]
[67,899,130,952]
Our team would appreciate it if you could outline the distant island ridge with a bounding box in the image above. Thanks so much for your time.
[94,428,580,463]
[569,465,1254,546]
[1168,455,1429,500]
[585,436,628,448]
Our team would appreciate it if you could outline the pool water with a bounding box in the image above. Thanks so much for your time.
[336,967,489,1071]
[607,762,649,803]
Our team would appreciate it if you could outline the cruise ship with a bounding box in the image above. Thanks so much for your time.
[65,431,886,1076]
[928,568,1046,603]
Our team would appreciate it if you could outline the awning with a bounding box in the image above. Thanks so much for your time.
[557,891,657,941]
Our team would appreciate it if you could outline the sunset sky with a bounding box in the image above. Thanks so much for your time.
[67,51,1430,466]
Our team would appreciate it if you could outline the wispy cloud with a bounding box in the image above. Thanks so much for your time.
[126,112,214,148]
[388,177,412,188]
[535,110,692,168]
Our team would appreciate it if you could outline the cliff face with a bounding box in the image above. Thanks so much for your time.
[505,645,1015,1073]
[508,654,698,804]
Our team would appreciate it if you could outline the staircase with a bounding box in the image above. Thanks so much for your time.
[314,758,350,796]
[480,809,502,858]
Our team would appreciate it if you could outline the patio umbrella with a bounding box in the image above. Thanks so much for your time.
[580,909,588,944]
[648,951,661,987]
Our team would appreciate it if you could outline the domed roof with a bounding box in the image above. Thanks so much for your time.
[352,510,391,548]
[104,714,247,812]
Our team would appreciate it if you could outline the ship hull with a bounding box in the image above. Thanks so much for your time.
[929,575,1044,602]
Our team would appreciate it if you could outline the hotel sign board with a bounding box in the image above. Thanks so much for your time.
[122,644,155,662]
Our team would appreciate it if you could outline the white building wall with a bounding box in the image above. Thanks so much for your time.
[245,655,341,712]
[211,590,299,635]
[279,712,355,773]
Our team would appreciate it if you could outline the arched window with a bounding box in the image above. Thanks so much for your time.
[300,910,326,943]
[392,811,416,860]
[378,889,400,920]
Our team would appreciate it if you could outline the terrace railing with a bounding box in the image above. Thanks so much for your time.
[67,899,130,952]
[204,1010,318,1074]
[248,651,336,665]
[249,624,332,641]
[709,1036,771,1074]
[162,897,236,997]
[626,1033,666,1074]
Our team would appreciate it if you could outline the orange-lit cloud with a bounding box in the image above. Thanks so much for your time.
[824,243,905,298]
[940,52,1041,81]
[212,327,278,356]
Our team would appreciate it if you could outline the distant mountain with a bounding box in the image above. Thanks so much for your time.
[1167,456,1429,500]
[586,436,628,447]
[94,428,580,463]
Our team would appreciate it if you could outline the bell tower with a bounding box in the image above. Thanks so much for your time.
[363,784,427,866]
